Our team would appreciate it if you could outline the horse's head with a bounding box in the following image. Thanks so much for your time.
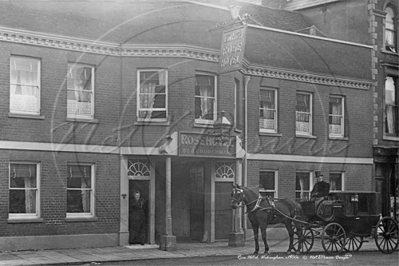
[231,184,245,209]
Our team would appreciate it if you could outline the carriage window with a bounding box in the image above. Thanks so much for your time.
[9,163,40,219]
[358,194,368,213]
[296,172,311,200]
[329,172,344,191]
[259,170,277,198]
[67,164,95,218]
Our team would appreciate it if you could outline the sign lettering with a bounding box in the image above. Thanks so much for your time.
[218,25,247,74]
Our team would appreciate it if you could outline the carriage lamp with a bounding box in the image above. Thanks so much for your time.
[211,110,233,143]
[350,194,359,202]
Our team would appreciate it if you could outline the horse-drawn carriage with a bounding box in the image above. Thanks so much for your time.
[231,185,398,255]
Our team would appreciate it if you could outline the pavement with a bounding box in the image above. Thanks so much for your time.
[0,231,396,266]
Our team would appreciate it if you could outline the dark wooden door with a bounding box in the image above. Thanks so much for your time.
[215,182,232,240]
[190,165,204,241]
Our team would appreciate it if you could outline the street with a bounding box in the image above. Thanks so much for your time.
[76,251,398,266]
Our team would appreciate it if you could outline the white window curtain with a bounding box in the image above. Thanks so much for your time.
[68,166,91,213]
[80,167,90,213]
[139,72,158,119]
[385,7,396,51]
[10,58,39,112]
[12,164,36,214]
[296,94,310,122]
[385,77,396,134]
[195,75,214,120]
[330,98,342,125]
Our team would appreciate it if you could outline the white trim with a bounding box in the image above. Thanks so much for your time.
[8,162,41,220]
[247,24,374,49]
[247,153,373,165]
[66,163,95,218]
[259,88,278,134]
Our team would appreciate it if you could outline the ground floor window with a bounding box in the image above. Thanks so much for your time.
[9,163,40,219]
[296,172,311,200]
[329,172,344,191]
[259,170,277,197]
[67,164,94,218]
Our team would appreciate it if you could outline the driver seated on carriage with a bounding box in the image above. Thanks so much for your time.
[310,174,330,216]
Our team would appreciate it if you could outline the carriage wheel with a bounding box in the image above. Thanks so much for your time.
[321,223,346,255]
[344,233,363,252]
[374,217,399,254]
[293,225,314,253]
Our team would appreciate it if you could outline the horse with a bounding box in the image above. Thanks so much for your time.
[231,184,304,255]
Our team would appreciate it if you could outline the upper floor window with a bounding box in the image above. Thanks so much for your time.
[296,92,312,136]
[259,170,277,198]
[10,56,41,115]
[67,164,95,218]
[67,63,94,119]
[385,76,398,136]
[9,163,40,219]
[385,6,396,52]
[137,69,168,122]
[329,96,345,137]
[195,73,216,124]
[329,172,344,191]
[259,89,277,133]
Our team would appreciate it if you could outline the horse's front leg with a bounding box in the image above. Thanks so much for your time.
[260,226,269,255]
[252,225,260,255]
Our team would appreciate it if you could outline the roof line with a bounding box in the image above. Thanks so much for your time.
[184,0,230,11]
[247,24,373,49]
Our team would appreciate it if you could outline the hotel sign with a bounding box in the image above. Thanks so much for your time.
[178,132,236,158]
[218,25,247,74]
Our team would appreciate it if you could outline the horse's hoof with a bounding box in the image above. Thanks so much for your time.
[286,251,291,255]
[263,251,270,255]
[253,252,259,255]
[295,251,300,255]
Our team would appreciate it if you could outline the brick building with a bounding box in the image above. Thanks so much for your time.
[281,0,399,223]
[0,0,375,251]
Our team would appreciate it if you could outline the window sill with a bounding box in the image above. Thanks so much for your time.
[234,128,242,134]
[8,218,44,223]
[9,113,45,120]
[67,117,99,123]
[65,216,98,222]
[329,136,348,141]
[383,135,399,142]
[381,49,398,56]
[296,134,317,139]
[134,121,170,126]
[193,122,215,128]
[259,132,282,137]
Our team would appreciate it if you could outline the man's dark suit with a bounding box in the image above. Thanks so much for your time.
[310,180,330,200]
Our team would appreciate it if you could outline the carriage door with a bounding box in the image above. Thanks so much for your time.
[190,165,204,241]
[214,162,235,240]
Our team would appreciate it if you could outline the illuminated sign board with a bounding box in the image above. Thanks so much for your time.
[178,132,236,158]
[218,25,247,74]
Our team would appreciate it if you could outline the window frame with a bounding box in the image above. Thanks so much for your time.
[67,63,95,119]
[295,92,313,136]
[259,170,278,198]
[8,162,41,220]
[329,172,344,192]
[136,69,168,122]
[259,88,278,134]
[295,171,314,201]
[194,72,217,125]
[384,75,399,138]
[66,163,95,219]
[329,95,345,138]
[10,56,41,115]
[385,6,397,52]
